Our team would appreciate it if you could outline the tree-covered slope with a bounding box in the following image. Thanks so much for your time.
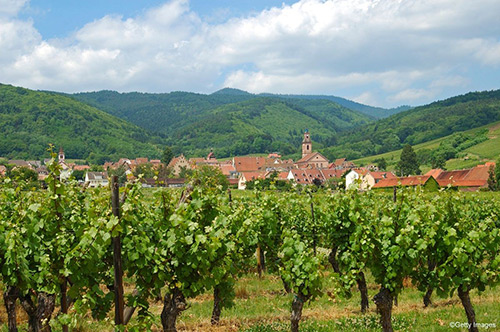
[324,90,500,161]
[0,84,163,163]
[71,90,256,135]
[170,97,372,158]
[71,89,374,158]
[259,93,411,118]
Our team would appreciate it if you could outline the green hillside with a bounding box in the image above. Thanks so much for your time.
[71,90,255,135]
[324,90,500,161]
[260,93,411,118]
[170,97,372,158]
[353,121,500,172]
[0,84,163,163]
[71,90,374,158]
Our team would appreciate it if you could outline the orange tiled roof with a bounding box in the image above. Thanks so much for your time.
[233,157,267,172]
[369,171,397,180]
[296,152,326,164]
[290,168,324,184]
[73,165,90,171]
[372,175,432,188]
[219,164,236,176]
[241,171,267,181]
[425,169,444,178]
[321,169,347,179]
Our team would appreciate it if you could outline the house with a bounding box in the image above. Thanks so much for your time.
[85,172,109,188]
[233,156,267,173]
[238,171,267,190]
[27,160,42,168]
[36,166,49,181]
[0,165,6,177]
[346,169,397,190]
[135,158,149,165]
[168,154,191,176]
[73,165,91,172]
[294,130,330,169]
[345,169,369,190]
[294,152,330,169]
[425,162,495,191]
[288,168,325,185]
[321,169,347,180]
[8,160,32,169]
[364,171,397,189]
[219,164,238,178]
[330,158,356,170]
[150,159,162,168]
[268,152,282,159]
[372,175,439,191]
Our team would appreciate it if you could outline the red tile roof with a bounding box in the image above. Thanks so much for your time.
[432,163,493,188]
[219,164,236,176]
[241,171,267,181]
[321,169,347,179]
[372,175,433,188]
[425,169,444,178]
[296,152,325,164]
[276,171,289,180]
[73,165,90,171]
[369,171,397,180]
[233,157,267,172]
[290,169,324,184]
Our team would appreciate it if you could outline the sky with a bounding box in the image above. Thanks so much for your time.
[1,0,500,108]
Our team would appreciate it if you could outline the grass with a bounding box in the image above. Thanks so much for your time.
[2,271,499,331]
[353,121,500,171]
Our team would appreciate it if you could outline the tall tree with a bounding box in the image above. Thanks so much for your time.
[397,144,421,176]
[374,157,387,171]
[487,164,498,191]
[162,146,174,165]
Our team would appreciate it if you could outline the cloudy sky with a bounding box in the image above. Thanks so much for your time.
[1,0,499,107]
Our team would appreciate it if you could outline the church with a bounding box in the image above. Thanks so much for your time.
[294,130,330,169]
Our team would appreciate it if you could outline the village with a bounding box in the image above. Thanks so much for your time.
[0,130,495,192]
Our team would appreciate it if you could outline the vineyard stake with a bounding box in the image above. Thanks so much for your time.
[111,176,125,327]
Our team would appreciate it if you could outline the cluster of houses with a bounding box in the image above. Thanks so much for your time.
[165,130,362,189]
[345,162,495,191]
[1,148,106,187]
[1,132,496,192]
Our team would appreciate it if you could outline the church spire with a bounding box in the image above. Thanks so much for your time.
[58,146,65,162]
[302,129,312,158]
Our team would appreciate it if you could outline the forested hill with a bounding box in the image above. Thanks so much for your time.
[71,90,256,135]
[324,89,500,160]
[0,84,163,163]
[70,90,374,158]
[168,97,372,158]
[258,93,411,118]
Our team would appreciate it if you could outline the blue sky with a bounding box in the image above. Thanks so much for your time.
[23,1,292,38]
[2,0,500,108]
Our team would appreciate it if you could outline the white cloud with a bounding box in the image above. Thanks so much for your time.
[0,0,28,17]
[352,91,378,106]
[389,88,437,103]
[1,0,500,106]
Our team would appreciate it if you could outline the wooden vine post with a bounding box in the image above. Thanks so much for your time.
[111,176,125,327]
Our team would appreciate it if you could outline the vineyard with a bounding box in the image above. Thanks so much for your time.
[1,160,500,332]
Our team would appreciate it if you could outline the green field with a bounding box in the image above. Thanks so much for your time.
[354,121,500,171]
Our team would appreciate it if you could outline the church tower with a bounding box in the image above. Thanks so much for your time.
[302,130,312,158]
[58,146,65,163]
